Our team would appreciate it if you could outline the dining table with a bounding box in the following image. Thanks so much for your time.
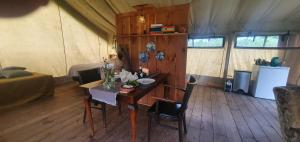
[80,73,168,142]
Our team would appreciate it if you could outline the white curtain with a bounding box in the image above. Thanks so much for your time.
[186,48,226,77]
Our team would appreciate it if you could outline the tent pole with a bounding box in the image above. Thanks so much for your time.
[223,33,234,81]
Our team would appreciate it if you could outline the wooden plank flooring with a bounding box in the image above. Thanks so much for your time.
[0,83,282,142]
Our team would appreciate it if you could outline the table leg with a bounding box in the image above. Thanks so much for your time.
[84,97,94,136]
[128,104,138,142]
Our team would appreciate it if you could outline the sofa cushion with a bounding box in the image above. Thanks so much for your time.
[1,70,32,78]
[3,66,26,71]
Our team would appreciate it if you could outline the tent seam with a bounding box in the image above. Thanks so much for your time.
[57,0,69,76]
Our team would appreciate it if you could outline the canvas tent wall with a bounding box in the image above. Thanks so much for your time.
[0,0,299,85]
[0,0,113,77]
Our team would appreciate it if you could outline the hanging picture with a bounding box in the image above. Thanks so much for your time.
[155,51,165,61]
[146,41,156,52]
[139,52,149,63]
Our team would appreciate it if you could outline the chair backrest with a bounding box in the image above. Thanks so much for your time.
[78,68,101,85]
[180,76,196,112]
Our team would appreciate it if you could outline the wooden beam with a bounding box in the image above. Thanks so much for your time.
[86,0,116,27]
[223,34,234,80]
[64,0,116,34]
[104,0,119,14]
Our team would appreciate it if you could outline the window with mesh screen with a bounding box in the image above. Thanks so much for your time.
[235,35,280,48]
[188,37,224,48]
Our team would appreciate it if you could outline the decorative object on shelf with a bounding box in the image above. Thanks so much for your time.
[146,41,156,52]
[139,52,149,63]
[270,57,283,67]
[150,24,163,34]
[102,60,115,89]
[254,58,270,66]
[162,25,175,33]
[155,51,165,61]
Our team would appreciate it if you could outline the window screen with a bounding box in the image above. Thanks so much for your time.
[235,35,280,48]
[188,37,224,48]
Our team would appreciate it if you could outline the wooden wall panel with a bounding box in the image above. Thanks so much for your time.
[116,4,189,106]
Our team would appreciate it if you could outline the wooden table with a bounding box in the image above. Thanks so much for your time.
[80,73,168,142]
[79,80,104,89]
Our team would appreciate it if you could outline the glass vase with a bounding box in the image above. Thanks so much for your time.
[103,69,115,89]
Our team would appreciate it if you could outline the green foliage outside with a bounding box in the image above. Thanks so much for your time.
[236,36,279,48]
[188,38,224,48]
[188,35,279,48]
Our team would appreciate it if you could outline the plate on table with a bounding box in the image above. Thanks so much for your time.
[136,78,155,85]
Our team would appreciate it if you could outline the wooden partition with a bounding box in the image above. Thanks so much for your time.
[116,4,189,106]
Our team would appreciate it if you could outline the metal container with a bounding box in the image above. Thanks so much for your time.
[233,70,252,94]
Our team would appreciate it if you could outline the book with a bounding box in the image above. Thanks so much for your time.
[162,26,175,33]
[150,24,163,27]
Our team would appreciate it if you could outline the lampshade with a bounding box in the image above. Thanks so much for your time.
[137,15,145,23]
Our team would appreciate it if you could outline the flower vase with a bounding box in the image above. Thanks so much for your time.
[103,69,115,89]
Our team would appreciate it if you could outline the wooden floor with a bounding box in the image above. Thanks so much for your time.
[0,83,282,142]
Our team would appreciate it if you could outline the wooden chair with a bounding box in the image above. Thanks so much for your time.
[147,76,196,142]
[78,68,121,130]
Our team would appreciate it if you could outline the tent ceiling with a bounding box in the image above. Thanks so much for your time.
[66,0,300,35]
[105,0,191,13]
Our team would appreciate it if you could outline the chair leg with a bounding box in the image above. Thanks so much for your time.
[178,117,183,142]
[148,114,152,142]
[83,95,91,123]
[155,114,160,124]
[84,97,94,136]
[83,108,86,123]
[101,103,107,128]
[118,100,122,115]
[183,113,187,134]
[155,102,160,124]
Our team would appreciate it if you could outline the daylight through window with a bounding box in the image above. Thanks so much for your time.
[235,35,280,48]
[188,37,224,48]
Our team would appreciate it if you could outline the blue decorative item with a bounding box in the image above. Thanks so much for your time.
[139,52,149,63]
[155,51,165,61]
[146,41,156,52]
[270,57,282,67]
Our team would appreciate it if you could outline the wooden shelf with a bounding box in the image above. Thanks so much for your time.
[115,33,188,38]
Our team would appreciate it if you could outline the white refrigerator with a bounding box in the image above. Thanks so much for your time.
[252,65,290,100]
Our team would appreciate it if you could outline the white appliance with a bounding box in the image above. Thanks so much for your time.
[252,65,290,100]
